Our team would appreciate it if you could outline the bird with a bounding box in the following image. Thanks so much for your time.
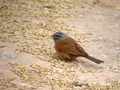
[52,31,104,64]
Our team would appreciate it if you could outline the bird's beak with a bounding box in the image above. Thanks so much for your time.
[51,34,54,38]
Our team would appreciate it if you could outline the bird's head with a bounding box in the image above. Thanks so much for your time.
[52,32,66,42]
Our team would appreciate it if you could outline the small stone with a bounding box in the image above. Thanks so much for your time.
[0,47,17,60]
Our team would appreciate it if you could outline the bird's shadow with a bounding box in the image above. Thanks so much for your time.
[52,53,103,69]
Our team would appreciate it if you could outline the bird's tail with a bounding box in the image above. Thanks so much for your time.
[85,55,104,64]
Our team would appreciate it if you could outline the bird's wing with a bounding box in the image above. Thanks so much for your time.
[74,42,88,56]
[55,37,81,56]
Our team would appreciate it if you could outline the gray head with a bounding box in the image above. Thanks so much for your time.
[52,32,66,42]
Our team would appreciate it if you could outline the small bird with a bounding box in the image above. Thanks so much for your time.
[52,32,104,64]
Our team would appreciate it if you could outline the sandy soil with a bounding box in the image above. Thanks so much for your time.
[0,0,120,90]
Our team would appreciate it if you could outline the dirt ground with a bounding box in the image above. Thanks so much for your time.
[0,0,120,90]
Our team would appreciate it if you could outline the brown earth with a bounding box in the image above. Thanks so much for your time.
[0,0,120,90]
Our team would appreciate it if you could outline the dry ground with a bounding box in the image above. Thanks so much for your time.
[0,0,120,90]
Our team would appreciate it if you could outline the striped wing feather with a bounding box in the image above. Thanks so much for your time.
[55,37,88,57]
